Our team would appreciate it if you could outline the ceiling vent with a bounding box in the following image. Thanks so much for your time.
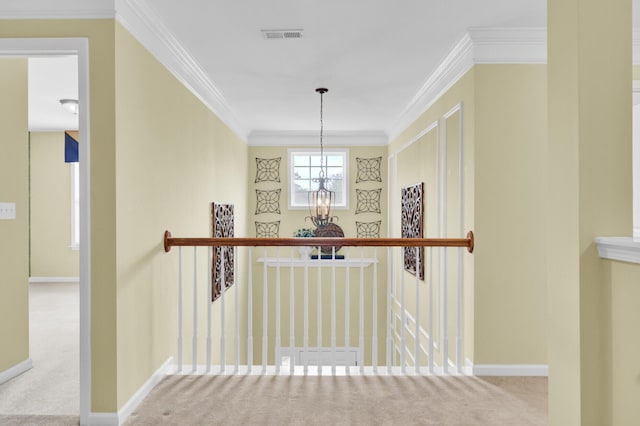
[261,29,303,40]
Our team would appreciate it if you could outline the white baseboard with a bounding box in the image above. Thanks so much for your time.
[29,276,79,283]
[117,356,173,424]
[85,413,119,426]
[0,358,33,385]
[87,357,172,426]
[471,363,548,376]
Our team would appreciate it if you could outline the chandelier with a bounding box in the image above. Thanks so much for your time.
[308,88,335,227]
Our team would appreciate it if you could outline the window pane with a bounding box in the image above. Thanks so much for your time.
[326,155,343,167]
[294,179,311,192]
[293,155,310,166]
[326,167,342,180]
[294,166,310,179]
[310,155,322,166]
[294,188,309,205]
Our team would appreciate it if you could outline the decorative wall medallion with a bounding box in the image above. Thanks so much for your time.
[401,182,424,280]
[355,156,382,183]
[255,189,281,214]
[356,220,382,238]
[355,188,382,214]
[255,221,280,238]
[211,203,234,302]
[255,157,281,183]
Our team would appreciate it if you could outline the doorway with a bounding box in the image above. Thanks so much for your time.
[0,38,91,424]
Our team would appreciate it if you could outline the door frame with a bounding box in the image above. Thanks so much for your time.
[0,37,91,424]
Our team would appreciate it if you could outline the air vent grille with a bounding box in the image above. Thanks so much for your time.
[261,29,303,40]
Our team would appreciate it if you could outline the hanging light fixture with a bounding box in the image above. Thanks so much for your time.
[308,88,335,227]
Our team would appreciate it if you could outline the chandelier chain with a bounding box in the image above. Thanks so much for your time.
[319,90,325,179]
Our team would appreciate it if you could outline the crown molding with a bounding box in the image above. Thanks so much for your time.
[387,27,547,141]
[115,0,247,141]
[248,130,388,147]
[0,0,115,19]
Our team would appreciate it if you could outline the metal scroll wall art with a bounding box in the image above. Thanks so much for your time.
[212,202,235,301]
[401,182,425,280]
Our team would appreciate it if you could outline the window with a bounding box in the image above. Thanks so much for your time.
[71,162,79,249]
[289,149,349,209]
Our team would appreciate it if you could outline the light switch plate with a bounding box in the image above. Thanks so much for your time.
[0,202,16,220]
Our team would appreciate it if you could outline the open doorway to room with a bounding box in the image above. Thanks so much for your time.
[0,38,91,424]
[0,55,80,417]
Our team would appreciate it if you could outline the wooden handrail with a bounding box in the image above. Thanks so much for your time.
[163,230,474,253]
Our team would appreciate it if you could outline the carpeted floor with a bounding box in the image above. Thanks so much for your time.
[124,375,547,425]
[0,282,79,420]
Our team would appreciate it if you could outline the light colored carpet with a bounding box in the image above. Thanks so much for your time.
[0,282,79,419]
[124,375,547,425]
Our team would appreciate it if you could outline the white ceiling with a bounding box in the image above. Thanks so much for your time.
[19,0,640,138]
[28,56,78,131]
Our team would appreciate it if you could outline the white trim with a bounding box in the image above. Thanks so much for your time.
[249,130,388,147]
[471,363,549,377]
[29,276,80,283]
[0,37,91,425]
[0,358,33,385]
[468,27,547,64]
[634,30,640,65]
[85,413,119,426]
[117,357,173,424]
[595,236,640,264]
[257,257,378,268]
[0,1,115,19]
[388,34,474,141]
[114,0,247,141]
[387,28,546,141]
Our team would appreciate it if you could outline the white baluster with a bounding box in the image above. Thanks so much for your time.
[192,246,198,373]
[400,249,406,375]
[304,251,309,375]
[443,247,448,375]
[457,246,463,374]
[262,247,268,375]
[177,247,183,373]
[415,247,420,375]
[386,247,392,375]
[331,246,336,376]
[247,247,253,374]
[359,247,364,375]
[429,247,434,374]
[234,247,239,374]
[372,248,378,374]
[345,247,351,374]
[289,247,295,375]
[317,246,322,375]
[206,246,212,374]
[275,248,281,375]
[220,247,226,375]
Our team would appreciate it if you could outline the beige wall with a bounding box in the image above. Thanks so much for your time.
[0,58,29,373]
[114,24,248,407]
[29,132,79,277]
[474,64,548,364]
[388,64,548,368]
[604,260,640,425]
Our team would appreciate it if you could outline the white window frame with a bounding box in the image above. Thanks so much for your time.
[288,148,349,210]
[70,161,79,250]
